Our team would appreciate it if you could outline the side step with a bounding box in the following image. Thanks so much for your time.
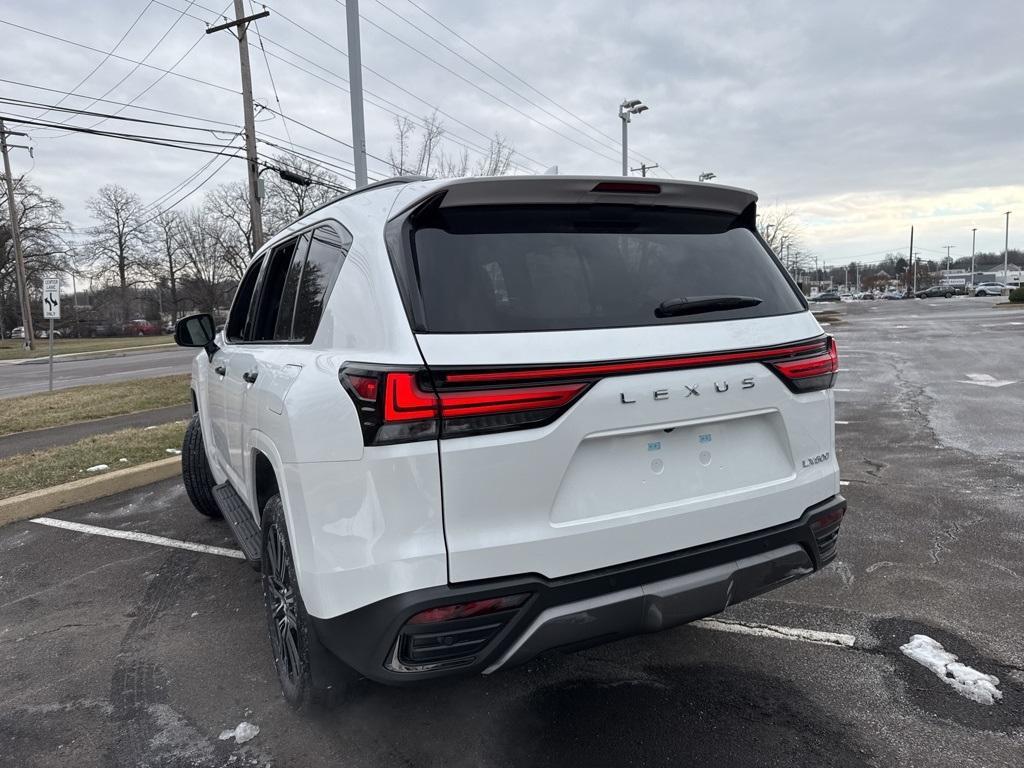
[212,482,261,564]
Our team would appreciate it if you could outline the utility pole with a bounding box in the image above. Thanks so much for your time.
[913,252,920,294]
[1004,211,1012,289]
[206,1,269,252]
[630,163,658,177]
[907,226,914,293]
[1,119,34,349]
[346,0,368,188]
[970,227,977,288]
[944,244,955,271]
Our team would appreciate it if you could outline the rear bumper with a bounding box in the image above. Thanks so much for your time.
[310,494,845,685]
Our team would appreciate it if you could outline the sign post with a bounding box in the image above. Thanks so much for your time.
[42,277,61,392]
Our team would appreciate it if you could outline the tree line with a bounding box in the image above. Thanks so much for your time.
[0,114,519,335]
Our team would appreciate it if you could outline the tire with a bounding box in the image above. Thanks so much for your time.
[181,413,221,518]
[261,496,353,709]
[944,292,952,298]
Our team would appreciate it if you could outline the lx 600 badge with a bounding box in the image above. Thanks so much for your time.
[801,452,830,468]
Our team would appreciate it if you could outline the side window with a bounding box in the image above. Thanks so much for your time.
[249,235,309,342]
[226,255,265,342]
[291,225,351,343]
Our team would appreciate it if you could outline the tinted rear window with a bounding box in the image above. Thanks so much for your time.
[408,205,804,333]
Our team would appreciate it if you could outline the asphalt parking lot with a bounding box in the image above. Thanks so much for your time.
[2,296,1022,768]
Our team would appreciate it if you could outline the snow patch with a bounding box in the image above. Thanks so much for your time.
[85,464,109,472]
[900,634,1002,705]
[219,721,259,744]
[118,458,129,463]
[165,448,182,455]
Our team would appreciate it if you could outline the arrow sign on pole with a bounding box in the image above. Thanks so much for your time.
[42,277,61,320]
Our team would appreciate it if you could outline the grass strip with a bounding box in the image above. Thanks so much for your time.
[0,421,187,499]
[1,374,190,437]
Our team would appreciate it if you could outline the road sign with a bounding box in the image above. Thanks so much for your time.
[42,277,61,319]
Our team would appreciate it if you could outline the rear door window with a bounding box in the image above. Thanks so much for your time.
[291,226,351,343]
[407,205,805,333]
[226,255,265,342]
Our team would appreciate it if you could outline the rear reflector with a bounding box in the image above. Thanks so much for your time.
[407,593,530,625]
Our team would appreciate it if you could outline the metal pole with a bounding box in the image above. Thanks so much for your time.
[970,227,977,288]
[907,225,914,293]
[0,119,33,350]
[1004,211,1011,290]
[48,317,53,391]
[621,113,628,176]
[913,256,917,294]
[346,0,368,188]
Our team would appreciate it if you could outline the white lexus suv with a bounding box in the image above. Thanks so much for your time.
[174,175,845,708]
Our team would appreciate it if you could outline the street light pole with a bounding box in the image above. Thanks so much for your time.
[970,227,977,288]
[1004,211,1012,289]
[346,0,369,188]
[618,99,647,176]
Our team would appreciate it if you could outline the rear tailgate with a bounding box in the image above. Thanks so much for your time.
[388,179,839,583]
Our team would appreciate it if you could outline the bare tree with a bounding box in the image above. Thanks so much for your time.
[262,154,345,236]
[154,211,182,323]
[757,204,811,273]
[475,134,515,176]
[174,207,232,315]
[204,181,254,282]
[0,174,70,333]
[84,184,153,326]
[386,112,516,179]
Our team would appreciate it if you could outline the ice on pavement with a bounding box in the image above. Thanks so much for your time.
[900,634,1002,705]
[219,721,259,744]
[85,464,109,472]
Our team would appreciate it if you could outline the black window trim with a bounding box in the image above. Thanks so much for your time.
[223,217,353,347]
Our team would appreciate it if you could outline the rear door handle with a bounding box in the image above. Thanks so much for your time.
[242,369,259,384]
[214,365,226,376]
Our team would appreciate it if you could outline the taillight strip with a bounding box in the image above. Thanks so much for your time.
[440,338,828,385]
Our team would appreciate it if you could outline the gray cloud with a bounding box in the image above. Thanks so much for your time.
[2,0,1022,263]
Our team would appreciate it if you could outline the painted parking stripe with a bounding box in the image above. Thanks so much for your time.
[835,420,850,425]
[692,618,856,647]
[30,517,245,559]
[840,480,850,486]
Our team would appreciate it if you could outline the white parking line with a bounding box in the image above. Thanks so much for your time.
[835,420,850,425]
[30,517,245,559]
[840,480,850,486]
[692,618,856,647]
[834,388,863,393]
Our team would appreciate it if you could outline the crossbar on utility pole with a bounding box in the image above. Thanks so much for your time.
[207,1,266,252]
[346,0,368,188]
[1,119,34,350]
[630,163,658,178]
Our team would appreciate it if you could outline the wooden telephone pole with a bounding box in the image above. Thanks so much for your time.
[1,119,34,349]
[206,1,269,253]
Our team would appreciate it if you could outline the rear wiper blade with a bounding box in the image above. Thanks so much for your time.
[654,295,763,318]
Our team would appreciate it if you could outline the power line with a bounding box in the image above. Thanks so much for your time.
[400,0,667,174]
[372,0,621,159]
[331,0,625,167]
[32,1,156,122]
[247,0,295,151]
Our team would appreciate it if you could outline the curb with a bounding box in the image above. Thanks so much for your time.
[993,302,1024,310]
[0,457,181,527]
[5,343,175,366]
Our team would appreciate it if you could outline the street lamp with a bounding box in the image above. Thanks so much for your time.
[618,99,648,177]
[1004,211,1012,290]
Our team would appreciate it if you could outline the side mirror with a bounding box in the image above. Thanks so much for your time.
[174,314,218,359]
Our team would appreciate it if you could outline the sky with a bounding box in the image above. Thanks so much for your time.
[1,0,1022,266]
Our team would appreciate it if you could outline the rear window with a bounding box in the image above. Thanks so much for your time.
[407,205,804,333]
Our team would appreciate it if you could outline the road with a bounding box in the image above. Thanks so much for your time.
[0,346,195,398]
[1,297,1022,767]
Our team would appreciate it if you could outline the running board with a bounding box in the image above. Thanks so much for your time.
[212,482,261,563]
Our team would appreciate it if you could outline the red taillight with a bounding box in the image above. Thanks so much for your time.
[767,337,838,393]
[407,593,529,625]
[383,372,439,421]
[346,373,379,401]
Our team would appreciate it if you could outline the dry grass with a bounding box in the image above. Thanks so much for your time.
[0,337,172,361]
[1,374,191,437]
[0,421,187,499]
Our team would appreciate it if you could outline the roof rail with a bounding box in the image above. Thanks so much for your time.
[301,175,433,220]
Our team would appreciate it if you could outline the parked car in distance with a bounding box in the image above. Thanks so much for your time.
[123,319,162,336]
[883,290,909,300]
[810,291,841,302]
[854,291,875,300]
[35,328,63,339]
[839,293,854,302]
[10,326,25,339]
[175,175,845,709]
[915,285,956,299]
[974,282,1006,297]
[163,321,177,335]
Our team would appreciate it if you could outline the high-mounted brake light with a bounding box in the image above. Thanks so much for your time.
[591,181,661,194]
